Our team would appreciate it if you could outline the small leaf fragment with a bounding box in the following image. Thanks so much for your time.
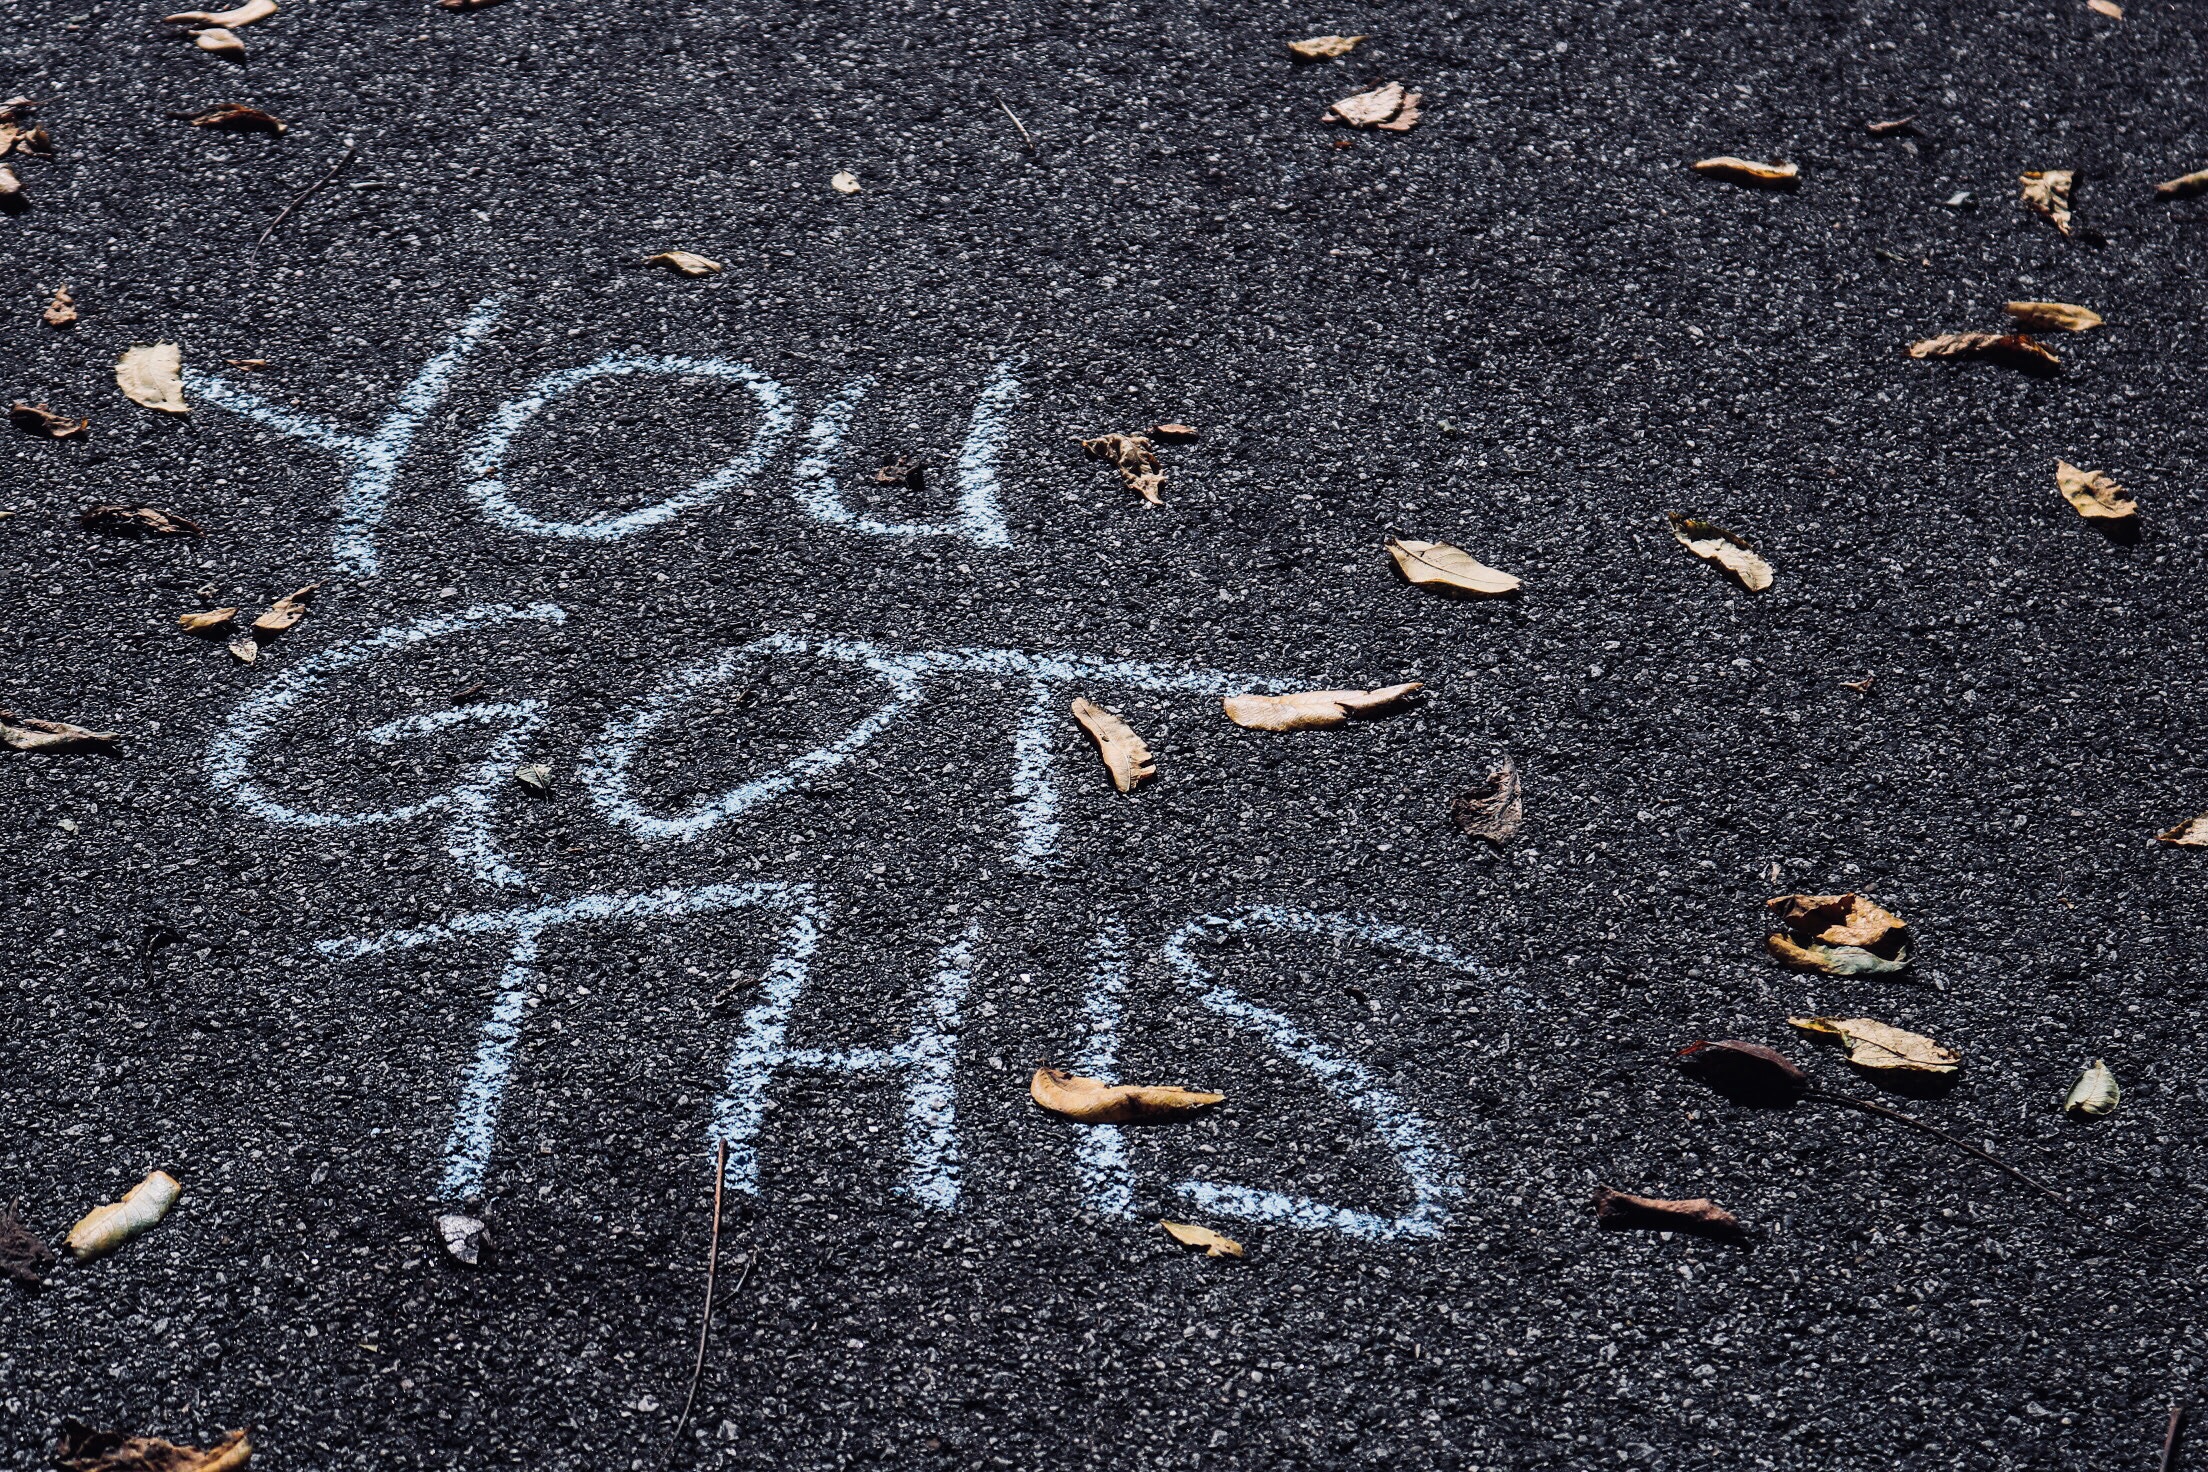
[1385,537,1520,597]
[2004,300,2102,332]
[251,582,318,637]
[66,1170,181,1261]
[228,637,260,664]
[178,606,238,634]
[192,27,246,57]
[1451,755,1523,844]
[79,503,203,536]
[1030,1068,1224,1124]
[1287,33,1367,61]
[2064,1058,2120,1118]
[1691,155,1799,189]
[1675,1039,1810,1107]
[9,401,87,439]
[1080,432,1165,504]
[1592,1186,1748,1240]
[830,170,861,194]
[0,1197,56,1288]
[1326,82,1421,131]
[1906,332,2061,376]
[54,1422,252,1472]
[0,709,119,752]
[2156,168,2208,201]
[163,0,277,24]
[117,343,189,413]
[2154,814,2208,847]
[1666,513,1773,591]
[43,283,76,328]
[2086,0,2123,17]
[184,102,286,133]
[1221,682,1421,732]
[2054,460,2136,522]
[437,0,506,10]
[1160,1220,1243,1258]
[1072,698,1154,793]
[514,762,553,793]
[1148,422,1199,443]
[436,1211,492,1266]
[1865,116,1917,136]
[1789,1015,1960,1075]
[645,250,721,277]
[2019,169,2075,235]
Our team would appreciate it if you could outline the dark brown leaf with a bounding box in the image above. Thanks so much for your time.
[0,1198,55,1288]
[1592,1186,1748,1241]
[184,103,286,134]
[1675,1039,1809,1107]
[78,504,203,537]
[1451,756,1522,844]
[10,401,86,439]
[54,1421,252,1472]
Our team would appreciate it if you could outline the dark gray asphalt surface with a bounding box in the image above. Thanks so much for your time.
[7,0,2208,1467]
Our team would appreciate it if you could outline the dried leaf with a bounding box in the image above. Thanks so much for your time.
[1287,33,1367,61]
[514,762,553,793]
[177,606,238,634]
[830,171,861,194]
[1326,82,1421,132]
[0,164,26,207]
[55,1423,252,1472]
[0,1198,56,1287]
[1030,1068,1224,1124]
[646,250,721,277]
[43,283,76,328]
[1865,116,1918,136]
[224,358,267,370]
[1765,892,1910,961]
[1385,537,1521,597]
[66,1171,181,1261]
[1666,513,1773,591]
[79,504,203,536]
[1451,756,1523,844]
[2005,300,2102,332]
[0,709,119,752]
[872,454,925,489]
[2087,0,2123,17]
[437,0,506,9]
[10,401,87,439]
[2054,460,2136,522]
[1592,1186,1747,1240]
[1691,155,1800,189]
[2154,814,2208,846]
[184,103,286,134]
[2064,1058,2120,1118]
[1148,422,1199,443]
[2020,169,2075,235]
[163,0,277,24]
[227,636,259,664]
[1221,682,1421,732]
[1675,1039,1810,1106]
[2156,168,2208,201]
[1789,1016,1960,1075]
[435,1211,491,1265]
[1906,331,2061,376]
[1072,698,1154,793]
[192,27,246,57]
[1080,433,1165,505]
[117,344,189,413]
[1160,1221,1243,1258]
[251,583,318,637]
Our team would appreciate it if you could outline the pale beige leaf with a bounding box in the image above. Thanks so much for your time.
[2055,460,2136,521]
[117,344,188,414]
[2020,169,2075,235]
[1287,33,1367,60]
[1072,698,1154,793]
[2086,0,2123,17]
[1789,1016,1960,1075]
[0,709,119,752]
[1221,682,1421,732]
[177,606,237,633]
[65,1170,181,1262]
[2004,300,2102,332]
[1030,1068,1223,1124]
[227,636,259,664]
[252,582,319,636]
[645,251,721,277]
[163,0,276,24]
[2064,1059,2119,1118]
[192,27,245,56]
[830,171,861,194]
[1160,1220,1244,1258]
[1691,156,1799,188]
[2157,168,2208,201]
[1666,513,1773,591]
[1327,82,1421,131]
[2154,814,2208,846]
[1386,538,1520,597]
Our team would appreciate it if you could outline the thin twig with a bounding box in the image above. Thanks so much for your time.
[664,1140,735,1466]
[2164,1404,2189,1472]
[257,139,358,246]
[994,96,1035,152]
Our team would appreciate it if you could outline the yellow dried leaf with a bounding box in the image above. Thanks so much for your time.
[1287,33,1367,61]
[177,606,237,633]
[163,0,276,24]
[117,344,189,414]
[1385,538,1520,597]
[192,27,246,56]
[251,582,318,636]
[2064,1059,2119,1118]
[1788,1016,1960,1075]
[1221,682,1420,732]
[1327,82,1421,132]
[1691,156,1799,188]
[1161,1220,1243,1258]
[1764,892,1911,975]
[645,251,721,277]
[1906,332,2061,376]
[2156,168,2208,201]
[2020,169,2075,235]
[1072,698,1154,793]
[1666,513,1773,591]
[2154,814,2208,846]
[2004,300,2102,332]
[2054,460,2136,521]
[1030,1068,1223,1124]
[830,171,861,194]
[55,1424,251,1472]
[66,1171,181,1261]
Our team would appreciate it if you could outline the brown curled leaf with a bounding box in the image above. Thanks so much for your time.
[1674,1039,1810,1107]
[1079,432,1164,504]
[1691,156,1799,189]
[1030,1068,1223,1124]
[1160,1221,1244,1258]
[1865,116,1918,136]
[1764,891,1911,976]
[177,606,238,634]
[55,1421,251,1472]
[0,710,119,752]
[184,103,286,134]
[1327,82,1421,131]
[1906,332,2061,377]
[646,250,722,277]
[1592,1186,1748,1241]
[1222,682,1421,732]
[2154,814,2208,847]
[0,1198,56,1288]
[1451,755,1522,844]
[1148,422,1199,443]
[1385,537,1520,597]
[2156,168,2208,201]
[251,583,318,637]
[10,401,86,439]
[2005,300,2102,332]
[2055,460,2136,522]
[2020,169,2075,234]
[1666,513,1773,591]
[1072,697,1154,793]
[79,504,203,537]
[1789,1015,1960,1075]
[43,284,76,328]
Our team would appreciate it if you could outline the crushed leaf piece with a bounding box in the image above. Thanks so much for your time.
[435,1211,491,1265]
[1691,156,1799,189]
[162,0,276,24]
[830,170,861,194]
[1452,755,1523,845]
[1666,513,1773,591]
[192,27,246,56]
[1906,331,2061,376]
[117,343,189,413]
[251,583,318,637]
[437,0,507,9]
[1764,892,1911,976]
[1865,116,1917,136]
[79,504,203,536]
[2065,1058,2120,1118]
[2005,300,2102,332]
[2155,814,2208,846]
[2087,0,2123,16]
[1287,33,1368,61]
[1149,422,1199,443]
[1592,1186,1747,1239]
[43,284,76,328]
[2020,169,2075,234]
[10,401,87,439]
[1160,1221,1243,1258]
[873,454,925,489]
[1326,82,1421,131]
[177,607,237,634]
[224,358,267,370]
[66,1171,181,1261]
[646,250,721,277]
[1385,537,1520,596]
[1675,1039,1810,1106]
[227,637,259,664]
[1222,682,1420,732]
[514,762,553,793]
[0,710,119,752]
[2055,459,2136,522]
[0,165,25,209]
[55,1422,251,1472]
[1,1197,56,1287]
[2156,168,2208,201]
[185,103,286,134]
[1079,433,1164,504]
[1072,698,1154,793]
[1789,1016,1959,1075]
[1030,1068,1224,1123]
